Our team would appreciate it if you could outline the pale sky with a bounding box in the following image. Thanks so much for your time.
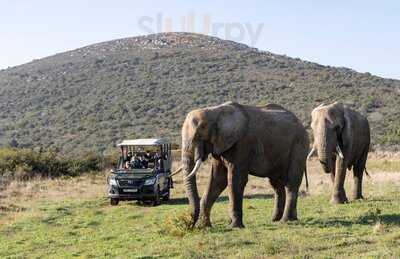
[0,0,399,79]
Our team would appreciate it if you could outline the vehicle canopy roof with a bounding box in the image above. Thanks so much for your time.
[117,138,170,147]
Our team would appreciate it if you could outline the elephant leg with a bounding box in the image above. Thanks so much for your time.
[282,185,299,222]
[352,168,364,200]
[270,178,286,221]
[198,161,227,227]
[331,157,348,204]
[282,148,304,222]
[330,157,336,183]
[227,166,248,228]
[352,149,368,200]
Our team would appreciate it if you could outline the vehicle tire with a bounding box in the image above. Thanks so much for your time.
[152,187,161,206]
[162,190,170,202]
[110,198,119,206]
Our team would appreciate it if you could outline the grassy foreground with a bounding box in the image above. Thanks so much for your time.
[1,158,400,258]
[1,187,399,258]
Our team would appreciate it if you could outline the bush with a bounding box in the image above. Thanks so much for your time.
[0,148,107,180]
[378,123,400,145]
[159,211,194,237]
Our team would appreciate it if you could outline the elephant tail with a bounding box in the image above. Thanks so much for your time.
[364,168,371,178]
[304,167,309,192]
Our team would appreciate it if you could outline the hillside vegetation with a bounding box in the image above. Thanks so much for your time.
[0,32,399,154]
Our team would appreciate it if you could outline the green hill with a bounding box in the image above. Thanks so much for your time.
[0,32,399,154]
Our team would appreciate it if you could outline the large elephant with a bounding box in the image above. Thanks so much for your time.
[308,102,370,204]
[181,102,309,228]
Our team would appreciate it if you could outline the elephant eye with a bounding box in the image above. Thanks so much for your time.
[192,118,199,127]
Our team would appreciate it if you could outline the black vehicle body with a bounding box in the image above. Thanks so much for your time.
[107,168,172,203]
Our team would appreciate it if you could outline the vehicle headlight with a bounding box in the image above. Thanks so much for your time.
[144,177,156,186]
[109,178,117,186]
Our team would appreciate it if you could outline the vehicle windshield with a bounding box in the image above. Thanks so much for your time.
[118,145,167,172]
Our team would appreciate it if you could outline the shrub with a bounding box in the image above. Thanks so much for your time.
[159,211,194,237]
[0,148,106,180]
[378,123,400,145]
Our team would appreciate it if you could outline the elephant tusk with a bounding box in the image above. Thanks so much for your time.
[336,145,344,159]
[186,159,202,179]
[307,147,316,160]
[170,167,183,177]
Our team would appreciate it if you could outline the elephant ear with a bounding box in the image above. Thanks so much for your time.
[211,102,249,155]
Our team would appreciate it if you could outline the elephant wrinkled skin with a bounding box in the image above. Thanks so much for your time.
[309,102,370,204]
[181,102,309,228]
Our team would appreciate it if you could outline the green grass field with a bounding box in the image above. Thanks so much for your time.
[1,159,400,258]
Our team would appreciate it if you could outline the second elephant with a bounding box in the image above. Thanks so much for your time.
[308,102,370,204]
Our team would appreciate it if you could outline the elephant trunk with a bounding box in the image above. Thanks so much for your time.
[182,141,204,226]
[316,129,333,174]
[318,147,332,173]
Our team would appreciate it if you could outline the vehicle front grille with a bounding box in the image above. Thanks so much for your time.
[118,179,143,187]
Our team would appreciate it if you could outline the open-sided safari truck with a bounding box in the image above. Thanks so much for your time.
[107,138,173,206]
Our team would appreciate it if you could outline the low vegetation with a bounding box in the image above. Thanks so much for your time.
[0,148,116,185]
[0,156,399,258]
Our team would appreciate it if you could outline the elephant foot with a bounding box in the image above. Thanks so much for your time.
[272,212,283,222]
[196,218,212,228]
[229,218,245,228]
[230,222,245,228]
[351,193,364,201]
[189,213,200,228]
[330,192,348,204]
[281,215,298,222]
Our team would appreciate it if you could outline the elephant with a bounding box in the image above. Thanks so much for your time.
[308,102,370,204]
[181,101,309,228]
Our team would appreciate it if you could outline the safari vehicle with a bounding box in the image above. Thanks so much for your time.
[107,138,173,206]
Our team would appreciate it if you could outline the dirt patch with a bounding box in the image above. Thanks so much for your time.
[0,174,107,206]
[369,152,400,159]
[368,172,400,184]
[170,159,400,198]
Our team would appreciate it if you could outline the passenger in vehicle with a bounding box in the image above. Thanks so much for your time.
[154,152,164,169]
[126,151,133,163]
[139,156,148,168]
[131,155,141,169]
[144,151,155,163]
[124,161,130,170]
